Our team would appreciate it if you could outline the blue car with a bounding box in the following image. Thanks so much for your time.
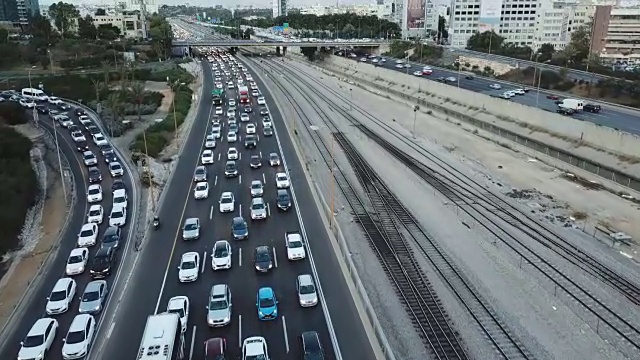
[256,287,278,321]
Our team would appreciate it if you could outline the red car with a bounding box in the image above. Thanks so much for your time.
[547,94,560,100]
[204,337,227,360]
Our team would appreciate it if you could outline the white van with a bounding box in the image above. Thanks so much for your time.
[558,98,584,111]
[21,88,48,101]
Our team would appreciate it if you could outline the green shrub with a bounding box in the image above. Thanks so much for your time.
[143,91,164,107]
[0,102,29,125]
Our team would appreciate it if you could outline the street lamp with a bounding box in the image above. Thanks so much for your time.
[51,114,68,205]
[171,80,187,146]
[28,65,39,127]
[349,88,353,110]
[412,105,419,138]
[28,65,36,89]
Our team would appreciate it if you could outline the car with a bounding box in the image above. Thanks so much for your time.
[219,192,235,213]
[244,105,253,113]
[254,246,273,272]
[87,184,103,203]
[82,151,97,166]
[465,75,475,80]
[242,336,270,360]
[109,161,124,177]
[412,70,423,76]
[395,63,403,69]
[77,223,98,247]
[584,103,602,113]
[296,274,319,308]
[112,189,128,210]
[201,149,215,165]
[182,217,201,240]
[18,318,58,360]
[227,147,239,160]
[244,135,257,149]
[48,96,63,105]
[215,106,223,115]
[66,247,90,276]
[257,96,266,105]
[87,204,103,224]
[211,128,221,139]
[240,113,250,122]
[229,100,236,107]
[261,125,273,136]
[98,143,114,156]
[211,240,232,270]
[262,117,272,128]
[247,179,263,197]
[276,172,290,188]
[206,285,233,330]
[167,296,189,334]
[489,83,502,90]
[229,120,239,132]
[215,82,223,89]
[513,88,525,95]
[78,115,91,126]
[224,160,238,177]
[227,82,235,89]
[86,125,100,135]
[61,313,95,359]
[79,280,108,314]
[58,103,71,110]
[269,153,280,166]
[111,179,126,193]
[557,107,575,116]
[89,246,116,278]
[227,131,237,142]
[286,232,306,260]
[547,94,560,100]
[194,166,208,182]
[301,331,325,359]
[108,206,127,227]
[422,68,432,75]
[101,225,121,249]
[246,123,256,134]
[75,140,90,152]
[204,337,229,359]
[445,76,457,82]
[194,181,209,199]
[226,108,235,118]
[205,133,216,148]
[20,98,36,108]
[231,216,248,240]
[259,108,269,116]
[252,89,260,97]
[87,167,102,183]
[75,108,86,116]
[92,133,108,147]
[276,189,291,211]
[250,197,268,220]
[256,287,278,321]
[178,252,200,282]
[248,155,262,169]
[46,278,76,315]
[71,130,86,142]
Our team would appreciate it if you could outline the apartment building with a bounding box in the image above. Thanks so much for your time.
[93,13,143,38]
[0,0,39,27]
[273,0,287,17]
[591,5,640,63]
[533,2,593,51]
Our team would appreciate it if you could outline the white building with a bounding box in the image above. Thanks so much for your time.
[125,0,158,16]
[273,0,287,17]
[592,5,640,63]
[93,13,144,38]
[533,2,594,51]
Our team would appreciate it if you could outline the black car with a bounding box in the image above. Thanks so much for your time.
[301,331,325,360]
[75,108,86,116]
[244,135,257,149]
[90,246,116,279]
[87,125,100,135]
[58,103,70,110]
[259,108,269,116]
[249,155,262,168]
[88,167,102,183]
[36,105,48,114]
[436,77,446,82]
[231,216,248,240]
[111,180,126,192]
[254,246,273,272]
[99,143,113,156]
[276,189,291,211]
[224,161,238,178]
[67,124,80,133]
[244,105,253,113]
[101,226,121,249]
[76,140,90,152]
[556,107,575,116]
[465,75,474,80]
[263,127,273,137]
[583,103,601,113]
[104,153,118,164]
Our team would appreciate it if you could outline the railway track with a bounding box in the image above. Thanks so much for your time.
[248,56,640,356]
[247,56,535,359]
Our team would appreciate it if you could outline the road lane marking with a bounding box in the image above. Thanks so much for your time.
[218,152,221,161]
[239,152,242,160]
[239,174,242,185]
[239,248,242,267]
[267,203,270,218]
[282,316,290,353]
[239,204,242,217]
[189,325,197,360]
[262,172,266,183]
[238,315,242,348]
[214,175,218,187]
[106,322,115,339]
[259,150,262,158]
[272,246,278,268]
[201,251,207,273]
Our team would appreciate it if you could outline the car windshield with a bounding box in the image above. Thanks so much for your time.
[221,197,232,204]
[185,223,198,231]
[83,290,100,302]
[299,284,316,294]
[209,299,228,310]
[252,202,264,210]
[251,156,259,162]
[245,355,267,360]
[270,155,278,160]
[111,164,121,170]
[196,169,205,175]
[278,194,289,202]
[277,175,287,181]
[168,307,185,318]
[196,184,207,191]
[84,154,94,159]
[114,196,125,204]
[214,246,228,257]
[256,250,270,262]
[65,330,86,344]
[23,331,46,348]
[182,260,197,269]
[68,255,83,264]
[50,290,67,301]
[233,220,245,230]
[251,183,261,189]
[112,210,123,217]
[89,209,100,216]
[88,188,99,194]
[259,297,275,307]
[80,229,93,237]
[289,240,303,248]
[104,233,117,243]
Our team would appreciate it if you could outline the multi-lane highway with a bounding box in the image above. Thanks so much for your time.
[347,53,640,135]
[0,101,137,359]
[97,54,376,359]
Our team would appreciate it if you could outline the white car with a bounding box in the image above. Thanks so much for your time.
[71,131,86,142]
[112,189,128,209]
[395,63,403,69]
[178,252,200,282]
[212,122,222,133]
[194,182,209,199]
[20,98,36,108]
[252,89,259,97]
[227,81,234,89]
[219,192,235,213]
[48,96,62,105]
[18,318,58,360]
[167,296,189,333]
[82,151,97,166]
[57,116,73,128]
[66,247,89,275]
[61,314,95,360]
[262,117,272,128]
[87,184,102,203]
[201,149,215,164]
[78,115,91,126]
[205,134,216,148]
[227,147,238,160]
[489,83,502,90]
[92,133,108,147]
[286,233,306,260]
[250,197,268,220]
[242,336,270,360]
[109,206,127,227]
[240,113,250,122]
[109,162,124,177]
[215,106,223,115]
[276,172,290,188]
[215,82,223,89]
[211,240,232,270]
[445,76,457,82]
[413,70,423,76]
[77,223,98,247]
[269,153,280,166]
[250,180,264,197]
[87,204,103,224]
[513,88,526,95]
[246,123,256,134]
[257,96,266,105]
[46,278,76,315]
[228,100,236,107]
[227,131,237,143]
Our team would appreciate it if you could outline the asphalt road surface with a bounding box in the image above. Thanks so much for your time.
[97,58,375,360]
[0,102,135,360]
[346,54,640,135]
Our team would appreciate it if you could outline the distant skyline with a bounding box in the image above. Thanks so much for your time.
[40,0,371,8]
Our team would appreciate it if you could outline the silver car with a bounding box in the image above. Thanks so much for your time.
[296,274,318,307]
[250,180,263,197]
[182,217,200,240]
[193,166,207,182]
[206,284,232,327]
[79,280,108,314]
[250,197,268,220]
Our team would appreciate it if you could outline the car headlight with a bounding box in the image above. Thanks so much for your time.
[268,263,273,269]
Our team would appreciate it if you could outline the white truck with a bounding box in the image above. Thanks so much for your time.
[285,231,306,261]
[557,98,584,111]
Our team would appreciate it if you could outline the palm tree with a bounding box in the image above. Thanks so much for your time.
[129,81,146,124]
[91,79,103,113]
[105,93,122,137]
[101,60,111,84]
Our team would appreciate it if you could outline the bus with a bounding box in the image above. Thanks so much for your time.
[238,85,250,104]
[136,313,185,360]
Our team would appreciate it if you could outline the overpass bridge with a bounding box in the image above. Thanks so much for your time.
[171,40,387,48]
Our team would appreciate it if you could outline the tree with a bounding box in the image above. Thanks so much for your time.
[565,21,592,64]
[537,43,555,63]
[48,2,79,37]
[29,14,58,47]
[0,102,28,125]
[129,82,146,124]
[148,15,173,60]
[436,16,447,45]
[95,8,106,16]
[243,27,254,40]
[466,31,504,53]
[342,23,356,39]
[104,92,123,135]
[77,15,97,40]
[97,24,120,40]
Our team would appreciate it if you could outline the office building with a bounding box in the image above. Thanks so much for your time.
[126,0,158,15]
[534,2,593,51]
[273,0,287,17]
[93,13,144,38]
[591,5,640,63]
[1,0,39,27]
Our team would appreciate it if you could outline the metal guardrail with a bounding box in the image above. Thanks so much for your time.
[172,40,387,47]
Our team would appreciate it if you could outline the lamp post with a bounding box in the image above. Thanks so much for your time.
[330,135,335,228]
[535,60,550,108]
[28,65,39,127]
[52,114,67,205]
[412,105,419,138]
[349,88,353,110]
[171,80,187,146]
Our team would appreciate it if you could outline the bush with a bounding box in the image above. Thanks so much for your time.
[139,67,195,85]
[143,91,164,107]
[0,102,29,125]
[122,103,158,116]
[0,125,38,257]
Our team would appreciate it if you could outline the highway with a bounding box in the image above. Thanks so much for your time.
[347,54,640,135]
[0,102,137,359]
[97,56,376,359]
